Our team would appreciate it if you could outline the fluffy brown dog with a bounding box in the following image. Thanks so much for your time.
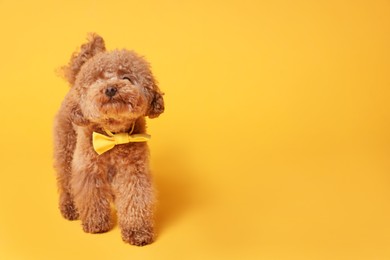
[53,34,164,246]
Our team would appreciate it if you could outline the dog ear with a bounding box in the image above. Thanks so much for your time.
[62,33,106,85]
[148,89,165,119]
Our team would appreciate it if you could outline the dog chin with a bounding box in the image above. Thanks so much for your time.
[102,108,142,122]
[105,118,127,126]
[93,116,138,132]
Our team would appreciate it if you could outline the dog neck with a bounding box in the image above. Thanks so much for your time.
[97,117,146,134]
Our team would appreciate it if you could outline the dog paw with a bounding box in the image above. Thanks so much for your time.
[82,216,112,234]
[59,200,79,220]
[121,227,154,246]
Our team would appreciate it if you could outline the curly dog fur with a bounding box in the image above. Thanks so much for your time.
[53,33,164,246]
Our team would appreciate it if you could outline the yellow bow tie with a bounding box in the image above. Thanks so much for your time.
[92,126,151,155]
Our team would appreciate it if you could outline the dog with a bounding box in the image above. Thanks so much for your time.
[53,33,164,246]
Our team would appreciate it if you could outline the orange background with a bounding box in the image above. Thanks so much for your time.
[0,0,390,259]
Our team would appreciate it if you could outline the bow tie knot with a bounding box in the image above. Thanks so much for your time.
[92,126,151,155]
[113,132,133,145]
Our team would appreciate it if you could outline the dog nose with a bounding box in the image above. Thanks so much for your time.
[105,86,117,97]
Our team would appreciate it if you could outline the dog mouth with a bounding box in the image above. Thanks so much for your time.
[104,96,132,108]
[100,98,133,115]
[98,91,145,117]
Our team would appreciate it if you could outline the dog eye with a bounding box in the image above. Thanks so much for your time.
[123,77,134,83]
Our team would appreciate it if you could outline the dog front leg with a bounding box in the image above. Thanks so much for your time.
[55,161,78,220]
[71,158,113,234]
[113,164,155,246]
[53,117,79,220]
[58,185,79,221]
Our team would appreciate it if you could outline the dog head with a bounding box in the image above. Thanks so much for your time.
[63,34,164,129]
